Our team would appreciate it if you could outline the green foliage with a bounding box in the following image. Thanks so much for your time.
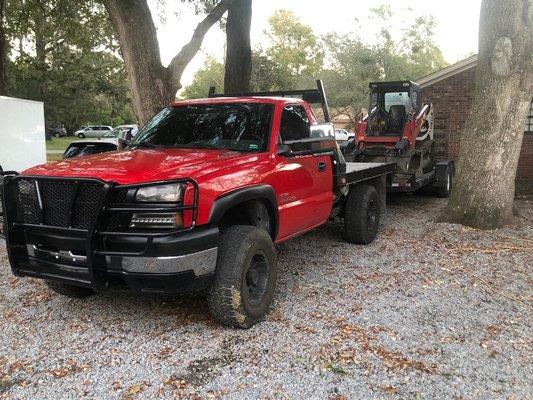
[265,10,323,84]
[181,56,224,99]
[4,0,134,133]
[184,6,447,121]
[182,51,291,99]
[324,7,448,126]
[182,9,322,98]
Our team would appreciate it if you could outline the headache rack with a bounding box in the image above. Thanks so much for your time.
[208,79,332,123]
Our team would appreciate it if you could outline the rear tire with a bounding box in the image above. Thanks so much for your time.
[208,225,277,329]
[344,185,380,245]
[437,168,452,198]
[45,280,95,298]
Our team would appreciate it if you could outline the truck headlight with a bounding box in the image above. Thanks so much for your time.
[135,184,184,203]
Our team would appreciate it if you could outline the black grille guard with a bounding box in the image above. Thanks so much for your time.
[1,174,199,289]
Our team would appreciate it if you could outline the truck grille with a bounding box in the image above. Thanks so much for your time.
[14,178,104,230]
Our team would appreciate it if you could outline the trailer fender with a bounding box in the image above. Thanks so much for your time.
[433,161,454,188]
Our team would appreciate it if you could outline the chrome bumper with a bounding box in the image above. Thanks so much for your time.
[27,244,218,277]
[121,247,218,276]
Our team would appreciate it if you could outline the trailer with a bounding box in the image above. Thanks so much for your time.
[0,96,47,236]
[0,96,47,171]
[344,81,454,197]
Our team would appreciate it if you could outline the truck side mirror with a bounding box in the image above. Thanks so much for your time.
[118,129,133,148]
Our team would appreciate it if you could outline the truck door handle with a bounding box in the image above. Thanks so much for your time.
[317,161,326,172]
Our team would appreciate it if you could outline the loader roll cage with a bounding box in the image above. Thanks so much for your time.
[208,79,332,123]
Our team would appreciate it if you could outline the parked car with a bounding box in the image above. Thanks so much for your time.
[334,128,355,151]
[335,128,355,141]
[48,126,67,138]
[62,139,118,159]
[0,81,394,328]
[101,124,138,139]
[74,125,113,138]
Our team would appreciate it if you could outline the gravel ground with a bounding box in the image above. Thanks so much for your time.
[1,195,532,400]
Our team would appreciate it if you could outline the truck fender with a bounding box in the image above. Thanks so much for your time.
[208,184,279,238]
[433,161,454,187]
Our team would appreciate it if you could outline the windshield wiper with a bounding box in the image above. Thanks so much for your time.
[132,142,161,149]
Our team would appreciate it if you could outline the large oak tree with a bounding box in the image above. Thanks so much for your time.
[224,0,252,93]
[445,0,532,229]
[102,0,233,124]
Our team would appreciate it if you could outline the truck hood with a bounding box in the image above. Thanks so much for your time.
[23,148,261,185]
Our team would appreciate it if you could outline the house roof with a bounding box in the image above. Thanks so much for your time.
[416,54,478,88]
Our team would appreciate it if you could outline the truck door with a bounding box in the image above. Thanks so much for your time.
[273,105,333,240]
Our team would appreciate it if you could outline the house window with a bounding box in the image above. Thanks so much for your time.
[525,99,533,134]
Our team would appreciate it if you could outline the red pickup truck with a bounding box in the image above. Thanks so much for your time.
[0,82,394,328]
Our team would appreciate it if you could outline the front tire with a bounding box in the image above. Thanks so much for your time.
[45,280,95,298]
[208,225,277,329]
[344,185,380,244]
[77,133,85,138]
[437,168,452,198]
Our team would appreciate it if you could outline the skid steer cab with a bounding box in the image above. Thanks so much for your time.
[345,81,454,197]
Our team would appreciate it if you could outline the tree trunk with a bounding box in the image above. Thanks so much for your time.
[224,0,252,93]
[103,0,232,125]
[444,0,532,229]
[0,0,7,95]
[102,0,170,125]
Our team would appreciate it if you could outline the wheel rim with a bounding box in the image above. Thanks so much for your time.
[244,251,269,306]
[367,199,378,234]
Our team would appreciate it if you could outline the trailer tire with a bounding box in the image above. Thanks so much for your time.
[344,185,380,245]
[208,225,277,329]
[45,280,96,298]
[437,168,452,198]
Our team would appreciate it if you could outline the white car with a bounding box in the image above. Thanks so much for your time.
[101,124,138,139]
[334,129,355,141]
[74,125,113,138]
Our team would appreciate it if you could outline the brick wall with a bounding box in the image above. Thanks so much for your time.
[421,67,533,183]
[517,135,533,182]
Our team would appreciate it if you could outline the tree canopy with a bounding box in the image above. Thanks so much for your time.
[3,0,134,132]
[183,7,448,127]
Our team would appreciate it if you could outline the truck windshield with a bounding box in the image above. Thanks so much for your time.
[130,103,273,152]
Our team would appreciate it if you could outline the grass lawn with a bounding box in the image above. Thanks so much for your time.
[46,153,63,162]
[46,136,75,152]
[45,137,76,161]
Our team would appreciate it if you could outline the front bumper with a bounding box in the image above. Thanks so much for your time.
[12,226,219,293]
[1,174,219,293]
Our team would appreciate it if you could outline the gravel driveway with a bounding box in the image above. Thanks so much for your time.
[1,195,531,399]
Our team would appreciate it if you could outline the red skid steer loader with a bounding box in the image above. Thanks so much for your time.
[344,81,454,197]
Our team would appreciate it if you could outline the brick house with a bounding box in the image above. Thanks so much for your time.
[417,55,533,183]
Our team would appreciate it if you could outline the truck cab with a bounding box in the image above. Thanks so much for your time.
[1,82,394,328]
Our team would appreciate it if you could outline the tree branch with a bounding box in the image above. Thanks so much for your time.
[167,0,233,94]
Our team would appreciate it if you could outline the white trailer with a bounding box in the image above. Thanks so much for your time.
[0,96,47,172]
